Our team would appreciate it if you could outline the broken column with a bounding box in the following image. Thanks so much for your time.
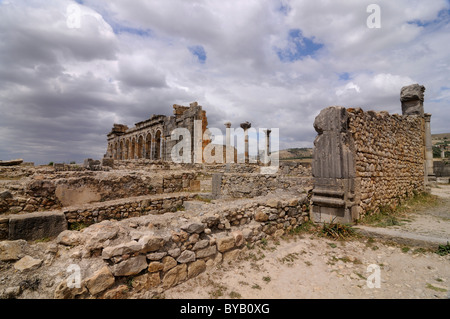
[400,84,434,183]
[240,121,251,164]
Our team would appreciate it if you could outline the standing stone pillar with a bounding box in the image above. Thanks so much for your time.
[424,113,435,182]
[440,145,446,159]
[400,83,432,184]
[240,122,251,164]
[224,122,233,164]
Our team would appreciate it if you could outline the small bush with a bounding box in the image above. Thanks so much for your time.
[320,219,356,240]
[436,242,450,256]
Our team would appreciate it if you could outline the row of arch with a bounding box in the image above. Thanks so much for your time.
[108,130,162,161]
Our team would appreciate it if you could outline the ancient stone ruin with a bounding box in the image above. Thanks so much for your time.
[0,84,437,299]
[311,83,431,223]
[105,102,209,162]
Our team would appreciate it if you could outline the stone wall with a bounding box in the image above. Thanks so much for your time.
[311,106,425,223]
[348,108,425,213]
[0,193,195,240]
[219,173,312,198]
[0,169,198,215]
[51,194,309,298]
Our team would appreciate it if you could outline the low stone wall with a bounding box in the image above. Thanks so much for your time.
[434,160,450,177]
[52,194,309,298]
[64,193,193,226]
[0,171,198,215]
[219,173,312,198]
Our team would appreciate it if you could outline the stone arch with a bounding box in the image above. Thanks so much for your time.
[137,135,144,159]
[119,140,124,160]
[114,142,118,159]
[145,132,152,159]
[131,137,136,160]
[125,139,130,159]
[154,130,162,160]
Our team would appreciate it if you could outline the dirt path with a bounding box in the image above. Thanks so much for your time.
[163,186,450,299]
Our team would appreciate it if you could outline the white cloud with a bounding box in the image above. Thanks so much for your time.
[0,0,449,164]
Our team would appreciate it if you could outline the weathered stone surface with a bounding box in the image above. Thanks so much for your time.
[188,259,206,279]
[401,83,425,116]
[0,240,27,261]
[176,250,196,263]
[195,245,217,259]
[223,249,241,264]
[102,285,128,299]
[138,235,164,253]
[168,248,181,258]
[14,255,42,272]
[162,256,177,272]
[254,210,269,222]
[57,230,82,246]
[102,241,142,259]
[162,264,187,288]
[2,286,22,299]
[192,239,209,251]
[148,261,164,273]
[85,266,115,295]
[54,279,87,299]
[266,199,279,208]
[232,230,244,247]
[111,255,147,276]
[82,222,120,250]
[8,211,67,241]
[132,272,161,291]
[146,251,167,261]
[216,235,235,253]
[181,222,205,234]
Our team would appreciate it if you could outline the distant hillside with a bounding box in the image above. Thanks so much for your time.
[278,148,313,160]
[432,133,450,147]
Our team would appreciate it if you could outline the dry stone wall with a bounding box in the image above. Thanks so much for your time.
[51,194,309,298]
[311,106,425,223]
[347,108,425,213]
[220,173,312,198]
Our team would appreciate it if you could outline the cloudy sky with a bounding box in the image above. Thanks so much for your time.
[0,0,449,164]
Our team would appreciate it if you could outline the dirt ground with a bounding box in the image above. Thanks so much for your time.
[163,185,450,299]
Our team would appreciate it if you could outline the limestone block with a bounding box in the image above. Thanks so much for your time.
[216,235,235,253]
[187,259,206,279]
[195,245,217,259]
[111,255,148,276]
[85,266,115,295]
[162,264,187,288]
[0,240,27,261]
[176,250,196,263]
[8,211,67,241]
[13,255,43,272]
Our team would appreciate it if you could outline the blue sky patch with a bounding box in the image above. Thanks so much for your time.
[189,45,207,64]
[407,8,450,28]
[276,29,323,62]
[338,72,351,81]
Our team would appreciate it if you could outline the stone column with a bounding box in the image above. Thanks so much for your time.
[265,129,271,157]
[424,113,435,181]
[224,122,232,164]
[240,121,251,164]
